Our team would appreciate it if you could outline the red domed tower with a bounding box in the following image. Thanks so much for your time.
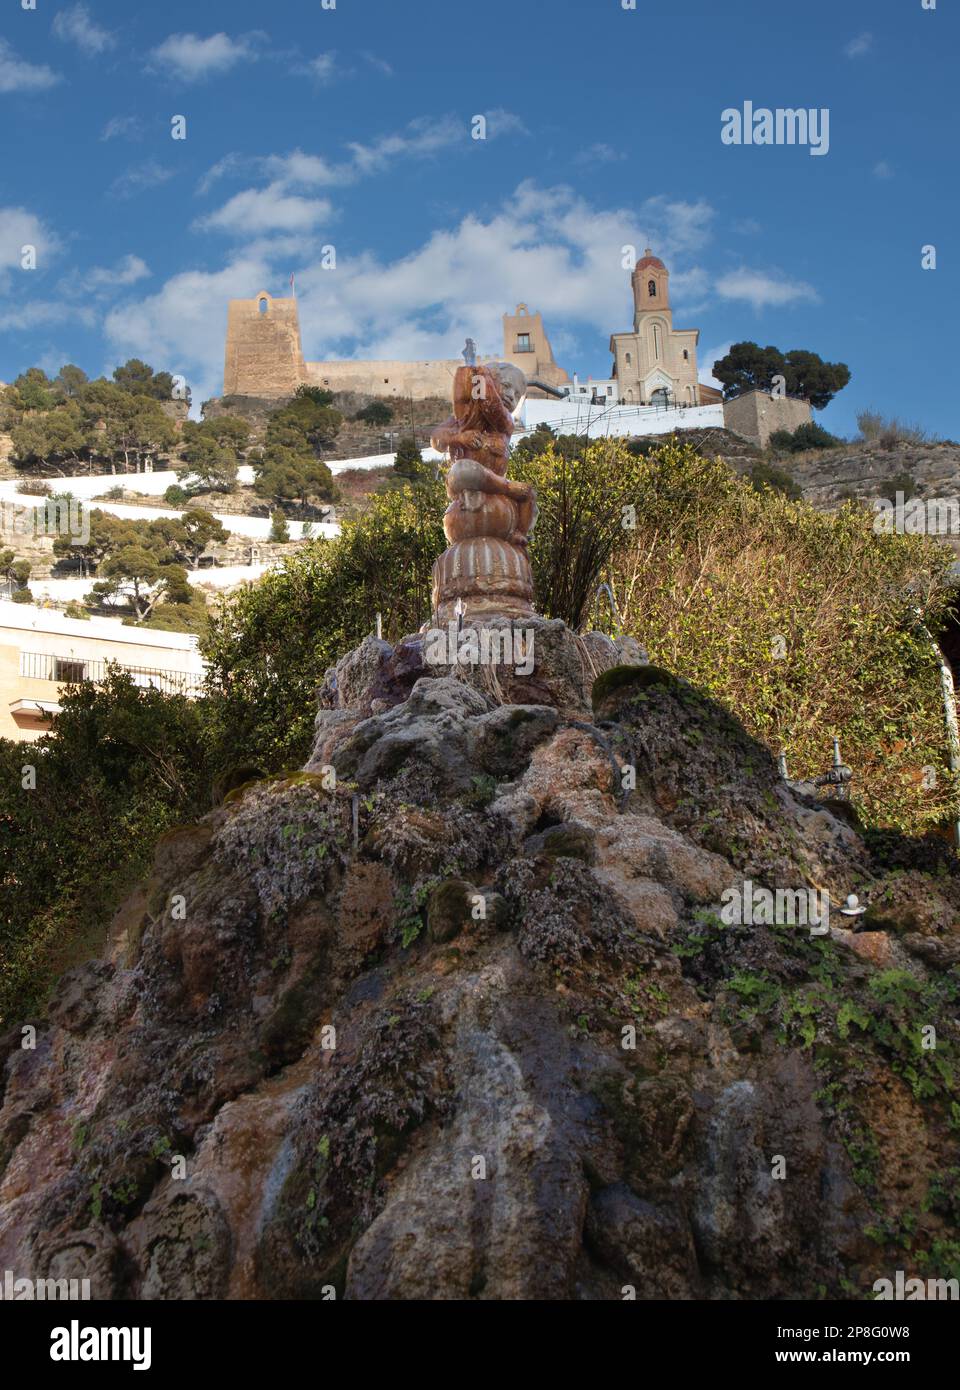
[631,249,670,330]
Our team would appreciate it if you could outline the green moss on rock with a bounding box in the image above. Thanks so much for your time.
[426,878,476,943]
[592,663,679,718]
[524,822,597,864]
[213,766,268,805]
[259,950,331,1064]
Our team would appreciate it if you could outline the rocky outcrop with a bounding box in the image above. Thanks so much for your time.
[1,642,958,1300]
[782,440,960,515]
[725,438,960,558]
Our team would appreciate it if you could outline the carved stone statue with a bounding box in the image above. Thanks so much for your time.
[430,358,540,624]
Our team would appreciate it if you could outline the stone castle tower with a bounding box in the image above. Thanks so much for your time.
[499,304,569,398]
[223,291,306,398]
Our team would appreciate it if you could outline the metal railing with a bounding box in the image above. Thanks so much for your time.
[518,397,716,437]
[19,651,205,697]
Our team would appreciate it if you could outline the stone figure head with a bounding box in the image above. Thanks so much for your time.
[486,361,527,413]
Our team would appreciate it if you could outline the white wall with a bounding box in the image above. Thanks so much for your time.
[25,564,282,606]
[0,484,339,541]
[0,597,204,664]
[518,399,725,438]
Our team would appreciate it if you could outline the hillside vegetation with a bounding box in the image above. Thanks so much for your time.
[2,436,957,1027]
[207,439,959,837]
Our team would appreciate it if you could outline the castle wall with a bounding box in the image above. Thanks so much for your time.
[723,390,813,447]
[303,358,471,400]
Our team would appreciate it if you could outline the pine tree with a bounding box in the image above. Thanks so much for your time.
[269,510,291,543]
[393,436,424,479]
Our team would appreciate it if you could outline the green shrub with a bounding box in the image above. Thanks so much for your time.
[202,481,445,770]
[393,437,425,478]
[294,384,335,407]
[747,460,802,500]
[878,471,918,503]
[269,509,291,542]
[0,672,215,1025]
[611,440,956,835]
[858,410,936,446]
[204,436,957,835]
[354,401,394,426]
[769,421,841,453]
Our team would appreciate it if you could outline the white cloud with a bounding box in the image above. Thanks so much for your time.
[195,153,249,195]
[55,254,150,304]
[88,255,151,289]
[101,115,142,142]
[698,341,733,388]
[1,301,96,332]
[345,115,467,176]
[628,193,714,256]
[286,184,715,359]
[108,183,721,405]
[873,160,894,179]
[0,38,60,93]
[668,265,711,314]
[575,143,626,165]
[0,228,147,338]
[299,53,337,83]
[714,268,819,309]
[844,32,874,59]
[196,117,485,220]
[362,52,393,76]
[195,185,333,236]
[260,150,347,188]
[199,121,464,196]
[483,109,529,140]
[109,162,175,199]
[52,4,116,57]
[148,32,261,83]
[291,49,396,84]
[0,206,59,271]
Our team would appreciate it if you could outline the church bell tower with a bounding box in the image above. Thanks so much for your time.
[631,249,670,331]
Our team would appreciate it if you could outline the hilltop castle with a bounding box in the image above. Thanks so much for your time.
[222,253,720,406]
[222,295,569,401]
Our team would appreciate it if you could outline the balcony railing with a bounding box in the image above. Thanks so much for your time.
[19,650,205,697]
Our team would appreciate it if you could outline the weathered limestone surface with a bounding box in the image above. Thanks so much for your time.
[1,647,958,1300]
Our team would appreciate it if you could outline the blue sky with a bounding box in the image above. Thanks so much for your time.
[0,0,956,438]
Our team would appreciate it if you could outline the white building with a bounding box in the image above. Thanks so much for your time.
[560,373,619,404]
[0,600,207,741]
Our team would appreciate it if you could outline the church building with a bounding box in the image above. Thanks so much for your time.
[609,251,719,407]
